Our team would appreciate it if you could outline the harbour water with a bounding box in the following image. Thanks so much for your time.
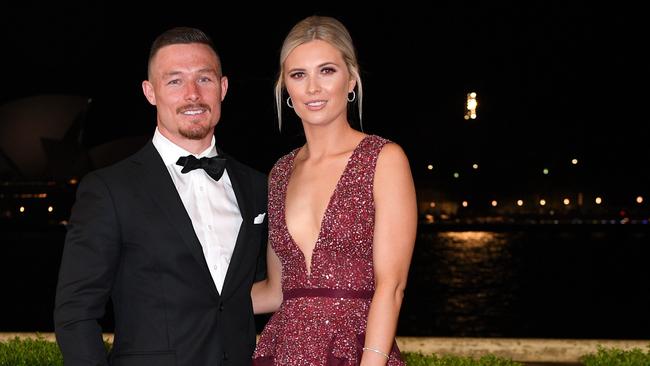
[398,224,650,339]
[2,222,649,339]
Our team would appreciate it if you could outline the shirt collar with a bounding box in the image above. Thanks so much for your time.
[152,127,218,166]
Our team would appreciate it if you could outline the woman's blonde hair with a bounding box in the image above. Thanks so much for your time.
[275,16,363,130]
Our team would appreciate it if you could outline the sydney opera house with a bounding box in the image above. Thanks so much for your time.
[0,95,148,223]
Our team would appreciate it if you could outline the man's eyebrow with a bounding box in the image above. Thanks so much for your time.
[161,68,219,78]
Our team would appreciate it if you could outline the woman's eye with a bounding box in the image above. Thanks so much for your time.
[321,67,336,74]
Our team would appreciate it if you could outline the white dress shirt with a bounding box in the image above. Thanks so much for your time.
[152,128,242,293]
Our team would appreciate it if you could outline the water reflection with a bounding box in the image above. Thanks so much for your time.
[400,226,650,338]
[404,231,520,336]
[436,232,519,336]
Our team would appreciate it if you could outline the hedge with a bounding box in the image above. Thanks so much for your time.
[580,345,650,366]
[3,337,650,366]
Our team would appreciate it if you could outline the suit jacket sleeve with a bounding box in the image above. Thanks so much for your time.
[254,172,268,283]
[254,219,268,282]
[54,172,121,366]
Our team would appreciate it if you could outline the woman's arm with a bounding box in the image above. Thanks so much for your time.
[361,143,417,365]
[251,242,283,314]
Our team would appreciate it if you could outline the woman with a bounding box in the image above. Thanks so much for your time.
[252,16,417,366]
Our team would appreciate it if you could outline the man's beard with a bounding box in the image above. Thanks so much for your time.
[177,103,213,140]
[179,123,211,140]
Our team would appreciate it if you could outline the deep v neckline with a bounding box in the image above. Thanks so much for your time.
[282,135,370,278]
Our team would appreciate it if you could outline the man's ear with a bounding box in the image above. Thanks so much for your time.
[142,80,156,105]
[220,76,229,101]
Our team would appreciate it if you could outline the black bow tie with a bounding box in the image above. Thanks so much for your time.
[176,155,227,181]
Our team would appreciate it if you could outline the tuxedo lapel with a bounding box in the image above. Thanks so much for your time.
[221,158,253,298]
[132,142,220,299]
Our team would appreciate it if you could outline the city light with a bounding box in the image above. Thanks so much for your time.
[539,199,547,206]
[430,202,436,208]
[571,158,578,165]
[595,197,603,205]
[472,163,479,170]
[48,206,54,213]
[491,200,498,207]
[427,164,433,170]
[637,196,644,204]
[517,200,524,207]
[19,206,25,213]
[543,168,549,175]
[453,172,460,179]
[462,201,469,207]
[464,92,478,120]
[563,198,570,205]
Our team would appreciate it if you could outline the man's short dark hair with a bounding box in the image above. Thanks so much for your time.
[148,27,221,77]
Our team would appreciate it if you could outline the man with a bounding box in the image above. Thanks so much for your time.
[54,27,267,366]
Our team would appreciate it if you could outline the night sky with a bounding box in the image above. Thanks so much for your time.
[2,2,649,339]
[1,2,646,197]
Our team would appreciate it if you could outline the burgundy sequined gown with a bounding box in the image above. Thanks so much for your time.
[253,135,404,365]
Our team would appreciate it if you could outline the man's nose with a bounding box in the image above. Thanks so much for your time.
[184,82,200,102]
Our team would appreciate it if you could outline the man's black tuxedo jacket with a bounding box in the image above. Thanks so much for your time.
[54,142,268,366]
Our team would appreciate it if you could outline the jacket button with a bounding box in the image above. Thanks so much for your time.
[223,352,229,360]
[219,303,224,311]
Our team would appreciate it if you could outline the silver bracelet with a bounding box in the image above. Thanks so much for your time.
[362,346,390,360]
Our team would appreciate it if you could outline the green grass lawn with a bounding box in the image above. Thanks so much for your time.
[2,337,649,366]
